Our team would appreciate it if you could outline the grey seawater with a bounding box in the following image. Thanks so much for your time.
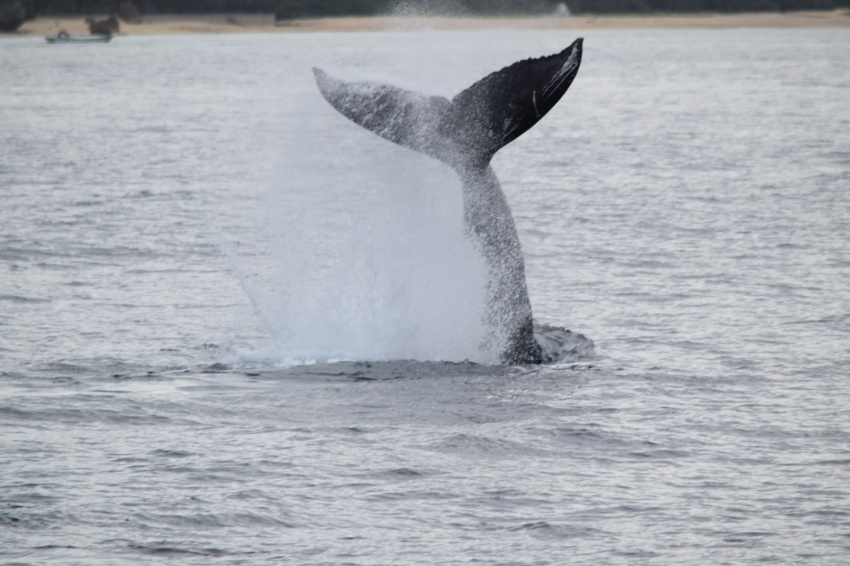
[2,27,849,564]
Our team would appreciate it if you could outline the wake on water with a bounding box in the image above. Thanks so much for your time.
[227,68,593,368]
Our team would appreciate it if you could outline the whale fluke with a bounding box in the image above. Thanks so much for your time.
[313,38,582,171]
[446,37,583,163]
[313,39,584,364]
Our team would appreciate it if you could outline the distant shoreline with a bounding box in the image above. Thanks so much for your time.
[9,10,850,36]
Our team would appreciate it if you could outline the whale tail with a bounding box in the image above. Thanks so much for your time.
[312,40,583,364]
[312,38,583,169]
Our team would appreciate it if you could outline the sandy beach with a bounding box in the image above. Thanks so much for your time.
[11,9,850,36]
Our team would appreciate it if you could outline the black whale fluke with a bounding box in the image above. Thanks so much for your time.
[313,40,584,364]
[448,37,583,163]
[312,38,582,169]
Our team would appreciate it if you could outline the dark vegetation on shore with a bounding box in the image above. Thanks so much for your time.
[2,0,848,32]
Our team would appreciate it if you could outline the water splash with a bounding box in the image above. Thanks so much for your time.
[228,90,494,366]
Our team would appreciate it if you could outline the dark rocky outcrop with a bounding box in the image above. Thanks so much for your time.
[86,15,119,35]
[0,1,26,32]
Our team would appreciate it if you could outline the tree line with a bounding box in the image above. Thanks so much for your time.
[5,0,849,21]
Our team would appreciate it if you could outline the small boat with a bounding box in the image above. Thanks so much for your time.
[46,31,112,44]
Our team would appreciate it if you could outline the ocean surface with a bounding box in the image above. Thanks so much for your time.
[2,26,849,565]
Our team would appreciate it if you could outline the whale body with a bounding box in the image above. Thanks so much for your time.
[313,38,583,364]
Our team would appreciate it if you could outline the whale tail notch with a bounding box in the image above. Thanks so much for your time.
[312,38,583,169]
